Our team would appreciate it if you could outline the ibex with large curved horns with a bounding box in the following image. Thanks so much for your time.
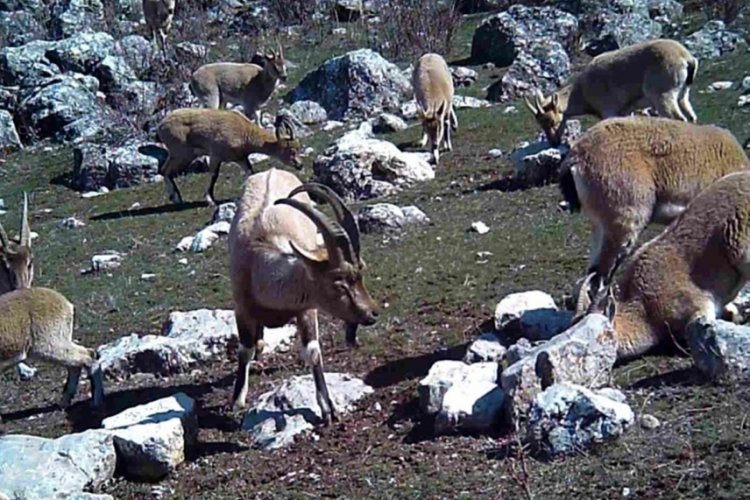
[229,169,379,424]
[0,192,33,294]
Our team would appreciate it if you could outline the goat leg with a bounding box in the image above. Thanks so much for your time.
[312,363,337,425]
[345,322,359,348]
[60,366,82,408]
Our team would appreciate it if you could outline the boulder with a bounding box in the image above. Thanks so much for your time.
[494,290,557,330]
[115,35,154,76]
[526,383,634,457]
[0,109,22,152]
[18,74,118,143]
[45,32,116,74]
[0,431,116,498]
[686,318,750,381]
[455,0,507,14]
[515,308,575,342]
[501,314,617,422]
[470,5,578,66]
[450,66,478,87]
[464,332,507,364]
[371,112,407,133]
[242,373,373,449]
[288,99,328,124]
[72,139,161,192]
[487,40,571,102]
[212,202,237,224]
[102,393,197,480]
[97,309,296,379]
[683,20,746,60]
[94,55,137,93]
[0,85,18,110]
[0,40,60,88]
[289,49,411,120]
[357,203,429,233]
[505,337,533,365]
[49,0,105,38]
[313,124,433,201]
[418,360,499,414]
[0,11,46,48]
[647,0,683,22]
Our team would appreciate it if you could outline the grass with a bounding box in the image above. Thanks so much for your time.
[1,10,750,500]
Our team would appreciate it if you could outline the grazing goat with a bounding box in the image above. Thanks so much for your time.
[0,287,104,419]
[560,116,749,293]
[577,171,750,360]
[0,193,32,294]
[155,109,302,205]
[229,169,379,424]
[190,44,287,123]
[525,39,698,146]
[412,53,457,165]
[142,0,175,56]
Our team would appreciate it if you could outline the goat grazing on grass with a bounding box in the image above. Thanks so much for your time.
[229,169,379,424]
[143,0,175,57]
[155,109,302,205]
[190,43,288,123]
[412,53,457,165]
[525,39,698,146]
[0,287,104,420]
[560,116,749,293]
[0,193,32,294]
[577,171,750,360]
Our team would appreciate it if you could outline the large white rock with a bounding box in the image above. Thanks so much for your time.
[242,373,373,450]
[501,314,617,423]
[0,430,116,499]
[435,381,505,433]
[102,393,197,480]
[687,318,750,381]
[97,309,296,378]
[418,360,499,414]
[526,383,634,457]
[494,290,557,330]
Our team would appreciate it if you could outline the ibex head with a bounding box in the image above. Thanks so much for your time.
[0,193,33,293]
[264,41,288,82]
[525,89,565,146]
[274,113,303,169]
[275,183,380,329]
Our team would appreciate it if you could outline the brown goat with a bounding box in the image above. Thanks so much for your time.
[0,193,33,294]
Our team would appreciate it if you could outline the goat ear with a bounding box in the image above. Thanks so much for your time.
[289,240,328,266]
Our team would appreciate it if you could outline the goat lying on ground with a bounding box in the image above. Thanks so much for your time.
[0,287,104,421]
[229,169,379,424]
[559,116,749,293]
[525,39,698,145]
[0,193,32,294]
[153,110,302,205]
[577,171,750,360]
[190,43,287,123]
[412,53,457,165]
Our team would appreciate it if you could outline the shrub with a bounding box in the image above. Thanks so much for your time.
[375,0,462,59]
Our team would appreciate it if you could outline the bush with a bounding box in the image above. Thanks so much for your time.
[375,0,462,59]
[701,0,747,23]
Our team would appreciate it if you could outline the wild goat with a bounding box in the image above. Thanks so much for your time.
[154,109,302,205]
[229,169,379,424]
[560,116,749,293]
[412,53,458,165]
[0,287,104,419]
[190,44,287,123]
[142,0,175,56]
[525,39,698,146]
[0,193,32,294]
[577,171,750,360]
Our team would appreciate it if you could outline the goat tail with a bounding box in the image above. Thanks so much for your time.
[558,160,581,212]
[685,57,698,86]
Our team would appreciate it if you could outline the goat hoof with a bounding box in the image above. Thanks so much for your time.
[231,399,247,413]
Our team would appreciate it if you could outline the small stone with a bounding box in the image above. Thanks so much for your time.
[191,229,220,252]
[470,221,490,234]
[178,258,188,265]
[640,414,660,430]
[742,76,750,94]
[738,95,750,108]
[332,27,347,36]
[61,216,86,229]
[371,113,407,134]
[16,362,37,380]
[211,202,236,224]
[708,81,733,91]
[89,252,123,272]
[687,318,750,381]
[502,106,518,114]
[175,236,194,252]
[488,148,503,158]
[140,273,156,281]
[494,290,557,330]
[418,360,498,415]
[464,332,507,364]
[323,120,344,131]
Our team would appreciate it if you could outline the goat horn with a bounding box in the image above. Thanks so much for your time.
[575,272,596,315]
[288,183,360,261]
[0,220,9,250]
[534,89,545,109]
[524,95,538,114]
[277,39,283,58]
[20,192,30,248]
[275,198,350,265]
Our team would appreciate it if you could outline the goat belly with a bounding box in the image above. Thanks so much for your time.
[244,301,297,327]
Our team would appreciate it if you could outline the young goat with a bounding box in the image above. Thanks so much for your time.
[412,53,457,165]
[0,193,32,294]
[142,0,175,57]
[577,171,750,360]
[155,109,302,205]
[229,169,379,424]
[526,39,698,146]
[560,116,749,293]
[0,287,104,420]
[190,44,287,123]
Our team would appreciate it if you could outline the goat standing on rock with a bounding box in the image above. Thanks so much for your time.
[525,39,698,146]
[412,53,457,165]
[229,169,379,424]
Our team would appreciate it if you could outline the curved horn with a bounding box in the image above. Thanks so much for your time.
[288,183,360,260]
[0,220,9,250]
[277,39,283,59]
[534,89,545,109]
[524,94,538,114]
[274,198,350,265]
[575,272,596,316]
[20,192,30,247]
